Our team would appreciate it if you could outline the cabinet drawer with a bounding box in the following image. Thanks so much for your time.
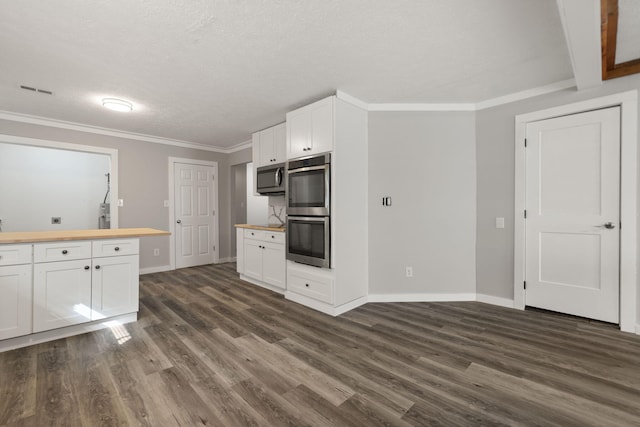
[92,238,139,257]
[287,270,333,304]
[34,241,92,263]
[0,244,32,266]
[245,229,266,240]
[264,232,285,244]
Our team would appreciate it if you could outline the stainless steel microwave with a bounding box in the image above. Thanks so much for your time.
[256,163,285,195]
[286,153,330,216]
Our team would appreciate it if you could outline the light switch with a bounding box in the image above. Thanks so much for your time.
[496,217,505,229]
[117,199,124,207]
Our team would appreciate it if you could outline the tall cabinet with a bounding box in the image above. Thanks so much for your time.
[285,95,369,316]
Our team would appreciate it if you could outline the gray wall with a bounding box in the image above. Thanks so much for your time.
[230,163,247,257]
[368,111,477,296]
[476,73,640,314]
[0,119,231,269]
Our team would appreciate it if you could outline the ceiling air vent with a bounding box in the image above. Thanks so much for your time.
[20,85,54,95]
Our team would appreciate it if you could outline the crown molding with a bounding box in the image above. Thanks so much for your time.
[0,110,236,153]
[341,79,577,112]
[475,78,577,110]
[225,140,252,153]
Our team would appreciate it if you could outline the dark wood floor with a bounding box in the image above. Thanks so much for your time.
[1,263,640,426]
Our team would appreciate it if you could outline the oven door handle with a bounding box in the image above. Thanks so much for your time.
[287,165,328,174]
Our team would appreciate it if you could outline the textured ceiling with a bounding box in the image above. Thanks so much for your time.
[0,0,573,149]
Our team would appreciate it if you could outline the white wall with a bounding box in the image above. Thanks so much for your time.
[245,162,268,224]
[0,143,110,231]
[368,111,477,297]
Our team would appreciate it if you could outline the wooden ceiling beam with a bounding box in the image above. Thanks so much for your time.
[601,0,640,80]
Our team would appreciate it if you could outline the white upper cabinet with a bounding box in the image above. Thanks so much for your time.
[286,96,334,159]
[253,122,286,168]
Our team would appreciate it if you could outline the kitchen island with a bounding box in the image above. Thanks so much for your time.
[0,228,169,352]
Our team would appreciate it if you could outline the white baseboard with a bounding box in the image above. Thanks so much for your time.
[216,257,236,264]
[334,296,369,316]
[239,274,284,295]
[635,324,640,335]
[476,294,515,309]
[0,313,137,353]
[139,265,172,275]
[367,293,476,303]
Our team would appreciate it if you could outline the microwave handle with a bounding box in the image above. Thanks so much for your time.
[275,168,282,186]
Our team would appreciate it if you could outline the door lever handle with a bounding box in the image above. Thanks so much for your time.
[597,222,616,229]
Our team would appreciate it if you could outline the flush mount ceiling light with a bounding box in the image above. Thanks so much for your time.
[102,98,133,112]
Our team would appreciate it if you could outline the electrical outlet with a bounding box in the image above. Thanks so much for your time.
[163,200,170,207]
[406,266,413,277]
[51,217,61,224]
[153,248,160,256]
[117,199,124,207]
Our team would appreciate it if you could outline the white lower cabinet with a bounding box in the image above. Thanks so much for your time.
[33,258,93,332]
[0,264,32,340]
[32,239,140,333]
[237,228,285,292]
[91,255,139,319]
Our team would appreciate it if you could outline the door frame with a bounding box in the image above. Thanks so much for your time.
[514,90,638,333]
[168,157,219,270]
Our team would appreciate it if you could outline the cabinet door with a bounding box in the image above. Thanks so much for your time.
[287,109,312,159]
[92,255,139,319]
[309,98,334,154]
[273,122,286,163]
[34,259,92,332]
[243,239,263,281]
[259,127,276,165]
[261,242,285,290]
[0,265,32,340]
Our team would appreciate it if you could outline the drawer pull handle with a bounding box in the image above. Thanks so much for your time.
[62,250,68,255]
[95,265,101,270]
[84,265,90,270]
[115,247,120,251]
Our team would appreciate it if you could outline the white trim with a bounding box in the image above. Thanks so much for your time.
[475,79,577,110]
[635,324,640,335]
[336,90,369,111]
[514,90,638,333]
[367,293,477,303]
[476,294,515,309]
[168,157,220,270]
[225,140,252,153]
[239,274,284,295]
[0,110,245,154]
[368,103,476,112]
[0,134,120,229]
[284,292,368,316]
[139,265,172,275]
[217,257,236,264]
[0,312,136,353]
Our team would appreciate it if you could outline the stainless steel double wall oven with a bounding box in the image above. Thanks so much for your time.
[286,153,331,268]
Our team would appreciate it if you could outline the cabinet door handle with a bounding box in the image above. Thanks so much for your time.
[84,265,90,270]
[62,250,68,255]
[95,265,101,270]
[305,283,310,287]
[114,247,120,251]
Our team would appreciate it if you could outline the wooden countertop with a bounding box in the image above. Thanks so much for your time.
[235,224,285,232]
[0,228,170,244]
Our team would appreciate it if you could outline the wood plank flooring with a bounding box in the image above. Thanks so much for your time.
[1,262,640,426]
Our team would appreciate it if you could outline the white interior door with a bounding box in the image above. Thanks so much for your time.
[525,107,620,323]
[174,162,216,268]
